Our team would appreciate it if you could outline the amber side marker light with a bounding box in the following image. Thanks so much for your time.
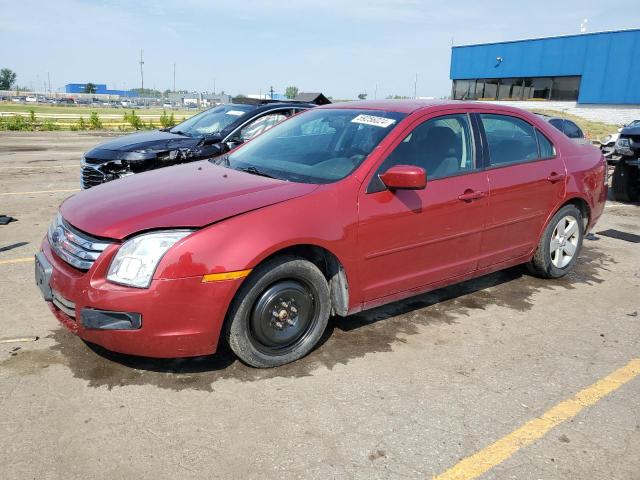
[201,269,252,283]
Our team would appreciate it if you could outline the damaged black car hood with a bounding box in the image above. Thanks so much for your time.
[84,130,204,160]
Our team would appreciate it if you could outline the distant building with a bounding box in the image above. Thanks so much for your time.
[294,92,331,105]
[64,83,137,97]
[248,93,287,101]
[167,92,232,106]
[450,28,640,105]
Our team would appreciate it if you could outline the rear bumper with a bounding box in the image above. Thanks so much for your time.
[40,237,242,358]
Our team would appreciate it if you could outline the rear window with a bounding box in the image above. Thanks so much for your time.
[562,120,583,139]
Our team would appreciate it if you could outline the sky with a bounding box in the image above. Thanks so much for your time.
[1,0,638,99]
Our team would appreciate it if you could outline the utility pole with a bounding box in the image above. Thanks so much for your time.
[414,73,418,99]
[374,83,378,99]
[213,78,216,95]
[139,49,145,92]
[47,72,51,94]
[173,63,176,92]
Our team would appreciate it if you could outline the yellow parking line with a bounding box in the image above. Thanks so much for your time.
[434,358,640,480]
[0,257,33,265]
[1,188,79,196]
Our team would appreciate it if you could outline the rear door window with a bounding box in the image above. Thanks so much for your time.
[536,130,556,158]
[479,114,540,166]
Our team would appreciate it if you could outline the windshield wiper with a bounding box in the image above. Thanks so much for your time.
[171,130,191,137]
[238,166,276,179]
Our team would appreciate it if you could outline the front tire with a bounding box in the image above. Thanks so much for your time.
[528,205,583,279]
[226,256,331,368]
[611,161,640,202]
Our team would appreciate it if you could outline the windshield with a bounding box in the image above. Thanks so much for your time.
[223,109,406,184]
[170,104,255,136]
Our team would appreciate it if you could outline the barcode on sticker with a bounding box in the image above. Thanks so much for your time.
[351,114,396,128]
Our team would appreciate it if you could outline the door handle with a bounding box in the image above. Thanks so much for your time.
[547,172,566,182]
[458,190,486,202]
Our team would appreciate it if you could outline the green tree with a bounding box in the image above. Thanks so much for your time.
[124,110,143,130]
[159,110,177,128]
[0,68,17,90]
[84,83,97,94]
[89,112,103,130]
[357,93,367,100]
[285,86,299,99]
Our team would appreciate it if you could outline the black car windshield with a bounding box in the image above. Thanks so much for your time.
[170,104,255,136]
[224,109,406,184]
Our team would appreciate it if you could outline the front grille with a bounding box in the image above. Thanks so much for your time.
[49,217,112,270]
[81,165,107,189]
[52,290,76,318]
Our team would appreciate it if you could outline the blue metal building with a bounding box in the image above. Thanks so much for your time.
[450,29,640,105]
[64,83,137,97]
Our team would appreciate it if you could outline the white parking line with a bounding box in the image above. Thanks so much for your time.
[0,188,79,196]
[0,164,77,170]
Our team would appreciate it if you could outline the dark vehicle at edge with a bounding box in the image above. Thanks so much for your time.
[80,98,318,189]
[611,122,640,202]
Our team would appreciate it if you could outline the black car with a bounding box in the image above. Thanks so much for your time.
[535,114,586,142]
[611,122,640,202]
[80,99,318,188]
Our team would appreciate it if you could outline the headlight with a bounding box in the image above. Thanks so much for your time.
[107,230,193,288]
[616,138,630,148]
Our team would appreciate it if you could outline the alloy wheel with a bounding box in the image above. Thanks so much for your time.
[550,215,580,268]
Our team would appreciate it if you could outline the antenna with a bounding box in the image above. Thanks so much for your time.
[139,49,145,91]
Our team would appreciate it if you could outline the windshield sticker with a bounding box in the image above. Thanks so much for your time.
[226,110,246,116]
[351,114,396,128]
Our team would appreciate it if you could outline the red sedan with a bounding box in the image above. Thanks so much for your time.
[36,100,607,367]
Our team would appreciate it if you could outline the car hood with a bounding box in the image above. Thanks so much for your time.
[620,125,640,136]
[86,130,204,157]
[61,161,318,239]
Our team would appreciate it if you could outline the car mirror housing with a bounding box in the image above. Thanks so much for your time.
[379,165,427,190]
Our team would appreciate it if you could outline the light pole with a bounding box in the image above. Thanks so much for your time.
[414,73,418,99]
[173,63,176,92]
[139,49,145,92]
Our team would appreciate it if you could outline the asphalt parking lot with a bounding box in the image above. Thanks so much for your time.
[0,131,639,480]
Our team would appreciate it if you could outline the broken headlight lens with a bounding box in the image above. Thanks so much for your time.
[615,137,632,155]
[107,230,193,288]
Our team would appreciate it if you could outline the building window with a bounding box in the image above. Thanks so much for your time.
[453,76,581,101]
[551,76,581,101]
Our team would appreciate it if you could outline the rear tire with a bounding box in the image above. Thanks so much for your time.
[611,161,640,202]
[226,256,331,368]
[528,205,583,279]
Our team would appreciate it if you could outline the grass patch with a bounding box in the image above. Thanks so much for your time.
[0,102,196,117]
[532,109,618,140]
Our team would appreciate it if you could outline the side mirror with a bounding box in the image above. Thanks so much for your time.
[379,165,426,190]
[221,139,243,153]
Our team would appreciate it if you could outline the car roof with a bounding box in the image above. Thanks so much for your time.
[317,99,549,117]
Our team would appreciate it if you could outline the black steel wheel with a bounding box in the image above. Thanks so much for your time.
[226,256,331,368]
[249,280,318,355]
